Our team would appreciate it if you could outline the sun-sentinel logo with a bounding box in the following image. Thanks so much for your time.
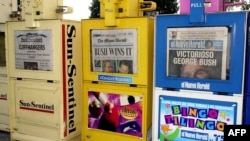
[17,33,46,50]
[67,24,77,134]
[19,100,54,113]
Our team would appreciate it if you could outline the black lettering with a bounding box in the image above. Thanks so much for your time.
[69,120,76,133]
[67,38,73,59]
[66,24,77,134]
[67,65,76,77]
[67,25,76,38]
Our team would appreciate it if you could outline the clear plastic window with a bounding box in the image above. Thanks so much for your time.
[166,27,230,80]
[90,29,137,74]
[14,30,53,71]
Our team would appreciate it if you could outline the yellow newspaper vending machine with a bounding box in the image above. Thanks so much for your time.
[82,0,156,141]
[0,0,19,132]
[6,0,82,140]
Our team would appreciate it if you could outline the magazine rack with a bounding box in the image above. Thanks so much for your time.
[155,0,248,94]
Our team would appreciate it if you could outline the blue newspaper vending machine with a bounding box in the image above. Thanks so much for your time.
[152,0,248,141]
[244,24,250,125]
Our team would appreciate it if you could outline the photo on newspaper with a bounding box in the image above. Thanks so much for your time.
[167,27,229,80]
[91,29,137,74]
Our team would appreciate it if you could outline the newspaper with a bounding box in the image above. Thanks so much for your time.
[167,27,228,80]
[91,29,137,74]
[14,30,53,71]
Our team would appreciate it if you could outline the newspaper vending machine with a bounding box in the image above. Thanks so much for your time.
[243,21,250,125]
[153,0,248,140]
[180,0,244,14]
[82,0,156,141]
[0,0,19,132]
[6,0,82,140]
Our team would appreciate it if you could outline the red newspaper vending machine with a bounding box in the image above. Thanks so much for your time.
[82,0,156,141]
[0,0,19,132]
[153,0,248,140]
[6,0,83,140]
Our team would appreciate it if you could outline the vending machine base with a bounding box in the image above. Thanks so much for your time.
[11,132,81,141]
[0,76,9,132]
[82,82,152,141]
[8,78,81,141]
[152,89,243,141]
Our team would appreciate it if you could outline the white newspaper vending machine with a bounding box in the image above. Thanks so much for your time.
[0,0,19,132]
[6,0,82,140]
[153,0,248,140]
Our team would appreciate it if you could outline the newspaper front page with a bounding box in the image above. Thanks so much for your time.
[91,29,137,74]
[167,27,228,80]
[15,30,53,71]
